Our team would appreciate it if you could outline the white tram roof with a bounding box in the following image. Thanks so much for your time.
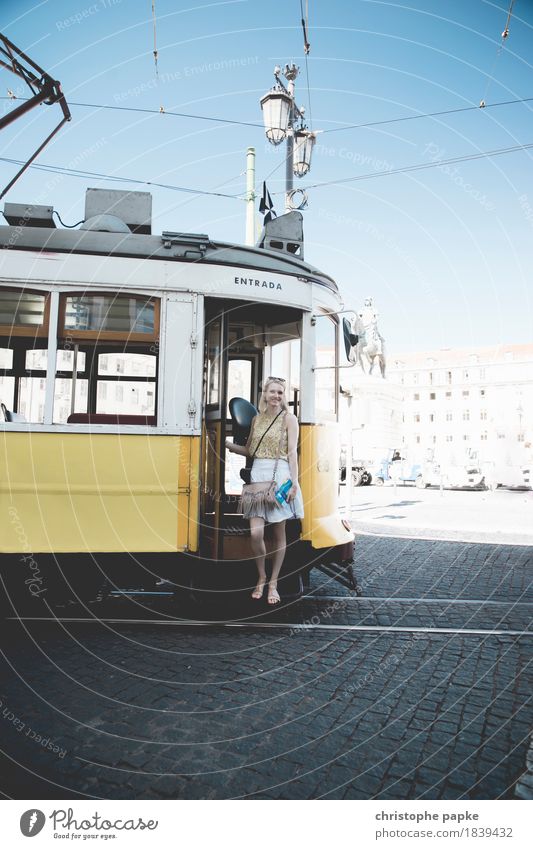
[0,191,339,297]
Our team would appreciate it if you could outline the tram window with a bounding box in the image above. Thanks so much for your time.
[206,319,222,406]
[227,359,252,414]
[314,315,338,421]
[0,290,49,336]
[61,294,158,341]
[96,380,155,415]
[0,348,13,368]
[0,349,14,407]
[98,352,156,377]
[54,377,88,423]
[18,377,46,422]
[0,376,15,408]
[270,339,300,413]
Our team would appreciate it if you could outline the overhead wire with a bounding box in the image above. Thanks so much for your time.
[0,156,245,200]
[299,0,313,129]
[151,0,159,78]
[277,140,533,193]
[0,93,532,135]
[480,0,516,107]
[2,140,532,203]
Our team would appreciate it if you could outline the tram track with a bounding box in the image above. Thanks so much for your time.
[4,615,532,637]
[5,583,532,635]
[7,595,533,636]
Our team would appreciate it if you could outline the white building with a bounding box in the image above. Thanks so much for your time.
[388,343,533,477]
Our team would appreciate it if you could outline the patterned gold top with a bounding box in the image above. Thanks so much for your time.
[249,412,288,459]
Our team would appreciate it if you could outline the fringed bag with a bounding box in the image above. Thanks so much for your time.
[239,480,279,518]
[239,411,286,519]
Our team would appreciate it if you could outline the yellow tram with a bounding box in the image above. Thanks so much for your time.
[0,189,353,602]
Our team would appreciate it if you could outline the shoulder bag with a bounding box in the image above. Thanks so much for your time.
[239,412,285,519]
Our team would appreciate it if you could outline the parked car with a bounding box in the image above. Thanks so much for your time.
[425,463,486,490]
[339,449,372,486]
[369,451,427,488]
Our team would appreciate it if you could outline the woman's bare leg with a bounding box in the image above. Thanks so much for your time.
[249,517,267,598]
[268,521,286,604]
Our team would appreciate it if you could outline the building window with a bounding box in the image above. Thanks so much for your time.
[480,389,485,397]
[479,368,486,380]
[463,434,469,441]
[414,414,420,423]
[432,435,437,443]
[518,433,525,442]
[413,373,418,385]
[430,392,436,400]
[462,390,469,398]
[463,370,469,381]
[481,432,488,441]
[416,435,420,444]
[445,391,451,399]
[480,410,487,421]
[446,371,452,384]
[413,393,419,401]
[463,410,470,421]
[446,435,453,442]
[429,413,435,422]
[429,371,433,385]
[446,412,453,422]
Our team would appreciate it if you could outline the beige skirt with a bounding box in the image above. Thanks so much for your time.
[249,459,304,523]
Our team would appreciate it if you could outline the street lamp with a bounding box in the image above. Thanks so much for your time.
[260,63,317,211]
[293,128,316,177]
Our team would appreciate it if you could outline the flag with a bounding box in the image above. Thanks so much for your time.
[259,181,276,223]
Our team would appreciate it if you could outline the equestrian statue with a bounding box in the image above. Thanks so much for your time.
[350,297,386,378]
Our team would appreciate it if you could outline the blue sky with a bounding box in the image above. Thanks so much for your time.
[1,0,532,352]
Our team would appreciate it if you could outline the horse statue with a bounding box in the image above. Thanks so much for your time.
[348,298,387,378]
[362,320,386,378]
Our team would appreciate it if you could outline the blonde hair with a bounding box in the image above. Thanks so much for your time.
[258,378,289,413]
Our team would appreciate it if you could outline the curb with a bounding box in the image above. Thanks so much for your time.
[349,520,533,547]
[515,734,533,800]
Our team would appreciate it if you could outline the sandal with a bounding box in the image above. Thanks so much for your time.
[251,582,265,600]
[268,586,280,605]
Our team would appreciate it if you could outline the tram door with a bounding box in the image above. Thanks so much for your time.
[201,301,261,559]
[201,299,302,560]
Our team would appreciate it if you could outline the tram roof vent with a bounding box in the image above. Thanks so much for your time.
[256,211,304,259]
[84,188,152,234]
[3,203,56,228]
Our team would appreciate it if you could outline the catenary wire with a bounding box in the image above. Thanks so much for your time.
[2,142,533,202]
[0,94,532,135]
[0,156,245,200]
[274,140,533,193]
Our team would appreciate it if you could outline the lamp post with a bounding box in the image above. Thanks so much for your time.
[260,64,316,213]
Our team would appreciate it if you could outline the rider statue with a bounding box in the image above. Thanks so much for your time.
[359,296,380,335]
[353,296,386,378]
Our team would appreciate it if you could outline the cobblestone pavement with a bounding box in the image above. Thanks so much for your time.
[0,537,531,800]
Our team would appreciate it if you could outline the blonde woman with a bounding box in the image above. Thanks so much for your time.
[226,377,304,604]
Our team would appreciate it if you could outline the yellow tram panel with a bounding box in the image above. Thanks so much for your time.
[0,432,200,554]
[299,423,352,550]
